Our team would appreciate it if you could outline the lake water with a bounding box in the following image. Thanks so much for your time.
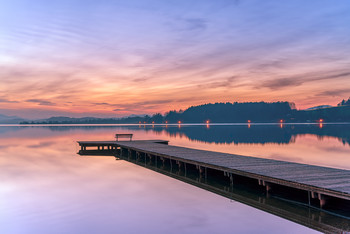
[1,123,349,233]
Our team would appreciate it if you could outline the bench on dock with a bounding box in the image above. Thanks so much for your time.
[115,134,133,141]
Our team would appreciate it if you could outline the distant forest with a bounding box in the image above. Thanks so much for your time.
[21,99,350,124]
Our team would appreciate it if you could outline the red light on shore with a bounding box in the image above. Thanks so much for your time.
[139,121,141,124]
[247,120,251,123]
[280,119,283,123]
[165,121,168,124]
[178,121,182,124]
[152,121,154,124]
[319,119,324,123]
[206,120,210,124]
[143,121,146,124]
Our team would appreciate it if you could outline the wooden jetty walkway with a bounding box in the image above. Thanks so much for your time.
[77,139,350,215]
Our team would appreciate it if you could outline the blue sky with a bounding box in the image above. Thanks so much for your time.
[0,0,350,118]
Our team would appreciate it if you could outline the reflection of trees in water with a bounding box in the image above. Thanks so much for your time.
[42,124,350,145]
[147,124,350,145]
[161,126,291,144]
[5,124,349,145]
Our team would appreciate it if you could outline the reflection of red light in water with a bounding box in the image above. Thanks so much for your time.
[280,123,283,128]
[248,124,251,128]
[319,123,323,128]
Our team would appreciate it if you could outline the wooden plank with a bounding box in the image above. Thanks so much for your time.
[77,140,350,200]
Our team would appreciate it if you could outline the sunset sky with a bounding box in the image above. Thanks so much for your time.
[1,0,350,119]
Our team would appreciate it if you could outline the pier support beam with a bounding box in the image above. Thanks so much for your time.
[160,157,165,169]
[319,194,326,208]
[258,180,272,196]
[224,171,234,189]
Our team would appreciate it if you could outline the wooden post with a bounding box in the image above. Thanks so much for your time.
[205,167,207,183]
[266,183,271,192]
[318,193,326,208]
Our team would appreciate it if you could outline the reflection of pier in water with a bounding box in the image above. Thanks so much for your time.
[78,140,350,233]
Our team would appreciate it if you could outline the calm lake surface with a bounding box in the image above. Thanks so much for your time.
[1,123,350,233]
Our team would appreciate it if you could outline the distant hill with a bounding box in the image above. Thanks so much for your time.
[162,102,350,123]
[164,102,295,123]
[21,116,146,124]
[295,105,350,122]
[0,114,27,124]
[305,105,333,111]
[20,101,350,124]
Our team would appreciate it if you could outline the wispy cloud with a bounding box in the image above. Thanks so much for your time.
[1,0,350,117]
[316,89,350,97]
[260,77,304,90]
[182,18,208,31]
[260,70,350,90]
[0,98,19,103]
[26,99,56,106]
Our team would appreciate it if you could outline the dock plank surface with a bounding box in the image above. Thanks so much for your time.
[78,140,350,199]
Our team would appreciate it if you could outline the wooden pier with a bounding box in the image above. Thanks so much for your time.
[77,140,350,216]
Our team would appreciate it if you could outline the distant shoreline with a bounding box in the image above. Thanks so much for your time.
[17,102,350,125]
[1,122,350,127]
